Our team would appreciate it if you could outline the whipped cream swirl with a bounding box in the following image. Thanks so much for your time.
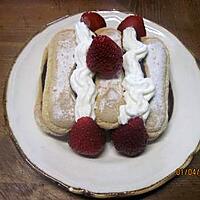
[70,22,96,121]
[118,27,155,124]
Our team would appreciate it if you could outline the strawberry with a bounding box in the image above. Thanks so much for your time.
[111,117,148,157]
[86,35,123,78]
[117,15,146,39]
[81,11,106,32]
[68,117,106,157]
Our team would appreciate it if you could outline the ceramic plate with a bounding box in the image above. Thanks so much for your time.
[5,11,200,198]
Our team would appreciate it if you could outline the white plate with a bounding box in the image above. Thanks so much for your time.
[5,11,200,198]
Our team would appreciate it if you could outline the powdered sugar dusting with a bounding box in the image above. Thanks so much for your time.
[98,88,121,112]
[51,36,76,122]
[97,75,122,95]
[107,89,120,101]
[54,40,75,98]
[145,40,168,128]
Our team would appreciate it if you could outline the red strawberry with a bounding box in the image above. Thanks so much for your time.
[111,117,148,157]
[117,15,146,39]
[86,35,123,78]
[68,117,106,157]
[81,11,106,32]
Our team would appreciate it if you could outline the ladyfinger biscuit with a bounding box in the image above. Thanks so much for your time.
[94,28,125,129]
[35,48,54,134]
[35,29,76,136]
[142,37,170,141]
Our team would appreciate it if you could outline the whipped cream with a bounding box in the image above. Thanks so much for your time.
[118,27,155,124]
[70,22,96,121]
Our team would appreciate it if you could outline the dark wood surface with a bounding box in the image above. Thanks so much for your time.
[0,0,200,199]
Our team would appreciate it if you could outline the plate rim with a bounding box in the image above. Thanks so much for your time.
[4,10,200,198]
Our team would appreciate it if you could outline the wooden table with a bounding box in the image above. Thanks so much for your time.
[0,0,200,199]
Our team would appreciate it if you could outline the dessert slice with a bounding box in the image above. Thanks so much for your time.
[35,29,76,136]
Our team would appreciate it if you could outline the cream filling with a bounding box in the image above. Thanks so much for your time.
[70,22,96,121]
[119,27,155,124]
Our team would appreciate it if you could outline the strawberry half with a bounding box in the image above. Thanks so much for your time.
[111,117,148,157]
[68,117,106,157]
[81,11,106,32]
[117,15,146,39]
[86,35,123,78]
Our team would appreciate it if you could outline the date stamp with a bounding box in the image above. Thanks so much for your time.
[175,168,200,176]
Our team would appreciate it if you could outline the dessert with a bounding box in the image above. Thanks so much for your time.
[35,30,76,136]
[142,38,169,141]
[35,11,172,157]
[92,28,125,129]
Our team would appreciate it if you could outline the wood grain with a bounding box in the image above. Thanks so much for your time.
[0,0,200,199]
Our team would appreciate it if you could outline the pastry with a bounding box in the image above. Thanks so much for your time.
[142,37,170,141]
[34,11,173,157]
[35,30,76,136]
[94,28,125,129]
